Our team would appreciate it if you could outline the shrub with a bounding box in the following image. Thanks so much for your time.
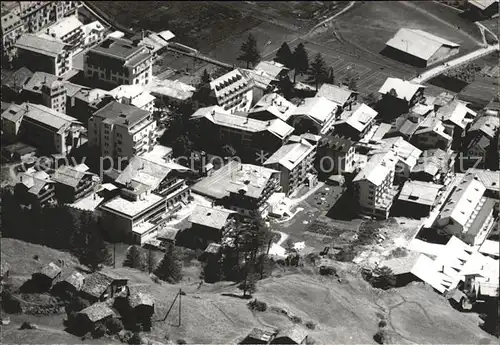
[290,315,302,324]
[319,266,336,276]
[128,332,142,345]
[305,321,316,330]
[378,320,387,328]
[177,339,187,344]
[389,247,407,258]
[248,299,267,312]
[105,317,124,334]
[19,322,38,330]
[92,322,106,338]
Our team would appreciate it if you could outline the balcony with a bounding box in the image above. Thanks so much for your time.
[165,184,189,202]
[158,179,185,196]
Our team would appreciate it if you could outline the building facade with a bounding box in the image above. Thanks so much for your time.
[84,37,153,87]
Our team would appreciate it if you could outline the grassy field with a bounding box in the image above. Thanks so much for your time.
[105,267,495,344]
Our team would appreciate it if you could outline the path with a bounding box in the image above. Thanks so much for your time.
[411,44,499,83]
[262,1,356,59]
[288,182,326,206]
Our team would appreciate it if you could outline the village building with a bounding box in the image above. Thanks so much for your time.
[383,112,421,141]
[378,78,426,117]
[203,69,254,113]
[395,180,444,217]
[192,161,281,219]
[384,28,460,67]
[1,67,33,103]
[1,1,81,60]
[2,142,37,162]
[43,15,84,52]
[187,205,237,248]
[51,164,100,203]
[465,168,499,199]
[191,105,294,159]
[82,21,106,47]
[410,148,454,183]
[15,170,55,209]
[15,33,73,77]
[31,262,61,292]
[240,328,277,344]
[88,101,158,160]
[264,138,317,195]
[247,93,296,122]
[316,135,356,175]
[411,115,453,151]
[107,84,155,112]
[479,239,500,258]
[467,0,499,18]
[1,102,84,154]
[128,291,155,320]
[316,83,358,113]
[100,156,191,244]
[80,271,129,303]
[333,103,378,141]
[289,97,338,135]
[352,150,398,219]
[435,100,477,148]
[84,37,153,87]
[134,29,174,56]
[52,271,85,298]
[76,302,117,334]
[434,173,497,246]
[145,77,194,111]
[273,327,309,344]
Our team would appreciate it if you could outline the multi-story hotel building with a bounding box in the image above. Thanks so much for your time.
[208,69,254,113]
[44,15,84,51]
[1,1,81,59]
[84,37,153,87]
[88,101,158,160]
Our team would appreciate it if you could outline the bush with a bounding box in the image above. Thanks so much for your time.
[305,321,316,330]
[290,315,302,324]
[378,320,387,328]
[319,266,336,276]
[105,317,124,334]
[248,299,267,312]
[92,322,106,338]
[19,322,38,330]
[389,247,407,259]
[177,339,187,344]
[128,332,142,345]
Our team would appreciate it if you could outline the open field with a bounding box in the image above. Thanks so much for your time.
[103,267,495,344]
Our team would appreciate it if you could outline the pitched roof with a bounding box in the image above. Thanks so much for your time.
[337,103,378,132]
[387,113,420,137]
[91,37,145,60]
[437,100,477,129]
[373,137,422,169]
[83,21,105,35]
[353,150,397,186]
[249,93,296,122]
[15,33,67,57]
[254,61,287,79]
[62,271,85,290]
[46,15,83,39]
[276,326,308,343]
[320,135,354,153]
[81,271,127,299]
[438,173,486,228]
[188,205,235,229]
[93,101,151,128]
[37,262,61,279]
[78,302,116,322]
[51,165,92,188]
[145,77,194,101]
[225,164,280,199]
[468,115,499,139]
[264,139,315,171]
[192,106,294,140]
[379,77,425,101]
[468,0,499,11]
[316,83,356,107]
[210,69,253,103]
[479,239,499,258]
[2,67,33,92]
[245,328,276,342]
[411,148,450,177]
[398,180,443,206]
[129,292,154,308]
[292,97,337,125]
[101,193,164,218]
[464,169,499,194]
[386,28,460,60]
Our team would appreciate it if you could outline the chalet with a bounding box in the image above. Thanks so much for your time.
[289,97,337,135]
[247,93,296,122]
[32,262,61,291]
[1,67,33,103]
[395,180,444,217]
[240,328,277,344]
[273,327,308,344]
[76,302,117,334]
[465,168,499,199]
[411,115,452,151]
[15,170,55,209]
[52,271,85,298]
[52,164,100,204]
[378,78,425,117]
[410,148,454,183]
[333,103,378,141]
[467,0,499,19]
[436,100,477,148]
[128,291,155,321]
[80,271,129,303]
[316,83,358,113]
[316,135,356,175]
[187,205,237,248]
[2,142,37,162]
[383,113,421,141]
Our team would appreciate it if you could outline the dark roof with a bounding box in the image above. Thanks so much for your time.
[2,67,33,92]
[78,302,116,323]
[3,142,37,155]
[129,292,154,308]
[62,271,85,290]
[51,165,92,188]
[93,101,151,128]
[387,113,420,137]
[468,198,497,237]
[320,135,354,153]
[204,243,222,254]
[467,133,492,151]
[81,271,127,299]
[124,52,151,67]
[91,38,144,60]
[245,328,277,342]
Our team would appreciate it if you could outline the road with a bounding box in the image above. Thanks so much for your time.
[411,43,499,83]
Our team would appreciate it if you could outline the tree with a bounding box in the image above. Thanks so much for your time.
[292,43,309,83]
[202,257,223,283]
[348,78,358,91]
[72,212,111,271]
[274,42,293,69]
[123,245,146,271]
[327,67,335,84]
[238,34,261,68]
[308,53,328,91]
[172,135,193,158]
[276,76,294,99]
[371,266,396,290]
[200,69,211,84]
[238,269,258,297]
[154,244,183,283]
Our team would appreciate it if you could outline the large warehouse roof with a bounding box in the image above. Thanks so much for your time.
[386,28,460,61]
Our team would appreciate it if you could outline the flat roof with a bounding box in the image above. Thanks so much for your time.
[46,15,83,39]
[353,150,397,186]
[93,101,151,128]
[15,33,66,57]
[91,37,144,60]
[316,83,356,107]
[188,205,235,229]
[292,96,337,124]
[101,193,164,218]
[399,180,443,206]
[264,140,315,171]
